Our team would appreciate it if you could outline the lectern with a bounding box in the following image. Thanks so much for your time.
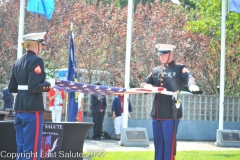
[0,121,93,160]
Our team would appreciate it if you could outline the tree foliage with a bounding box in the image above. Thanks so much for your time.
[1,0,238,96]
[0,1,19,83]
[185,0,240,95]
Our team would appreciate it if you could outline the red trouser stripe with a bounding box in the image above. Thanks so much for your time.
[33,112,40,160]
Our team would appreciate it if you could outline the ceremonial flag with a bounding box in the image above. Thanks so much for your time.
[67,30,79,122]
[27,0,45,16]
[54,80,169,95]
[27,0,55,20]
[42,0,55,20]
[229,0,240,14]
[55,80,127,95]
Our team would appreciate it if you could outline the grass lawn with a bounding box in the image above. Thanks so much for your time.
[89,151,240,160]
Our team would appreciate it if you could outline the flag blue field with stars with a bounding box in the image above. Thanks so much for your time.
[55,80,127,95]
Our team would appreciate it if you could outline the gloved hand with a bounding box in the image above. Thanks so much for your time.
[144,84,153,89]
[140,83,153,89]
[42,81,51,92]
[189,85,200,92]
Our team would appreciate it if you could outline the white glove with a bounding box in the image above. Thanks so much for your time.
[143,84,153,89]
[189,85,200,92]
[48,79,55,88]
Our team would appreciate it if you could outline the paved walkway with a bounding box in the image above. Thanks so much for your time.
[83,139,240,152]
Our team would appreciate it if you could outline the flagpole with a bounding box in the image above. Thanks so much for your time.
[70,22,73,32]
[218,0,226,130]
[17,0,25,59]
[65,22,73,122]
[122,0,133,128]
[65,92,68,122]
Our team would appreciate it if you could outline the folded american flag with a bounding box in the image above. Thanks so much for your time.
[53,79,169,95]
[54,79,126,95]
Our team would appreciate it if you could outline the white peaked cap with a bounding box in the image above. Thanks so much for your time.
[155,44,176,52]
[23,32,47,41]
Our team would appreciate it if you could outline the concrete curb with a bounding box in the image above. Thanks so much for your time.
[83,139,240,152]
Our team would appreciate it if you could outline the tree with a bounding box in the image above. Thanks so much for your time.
[185,0,240,95]
[0,1,19,83]
[0,0,217,96]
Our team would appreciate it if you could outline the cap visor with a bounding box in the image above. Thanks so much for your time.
[157,51,171,55]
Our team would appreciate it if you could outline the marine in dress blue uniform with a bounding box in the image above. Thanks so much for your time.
[8,32,50,160]
[141,44,200,160]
